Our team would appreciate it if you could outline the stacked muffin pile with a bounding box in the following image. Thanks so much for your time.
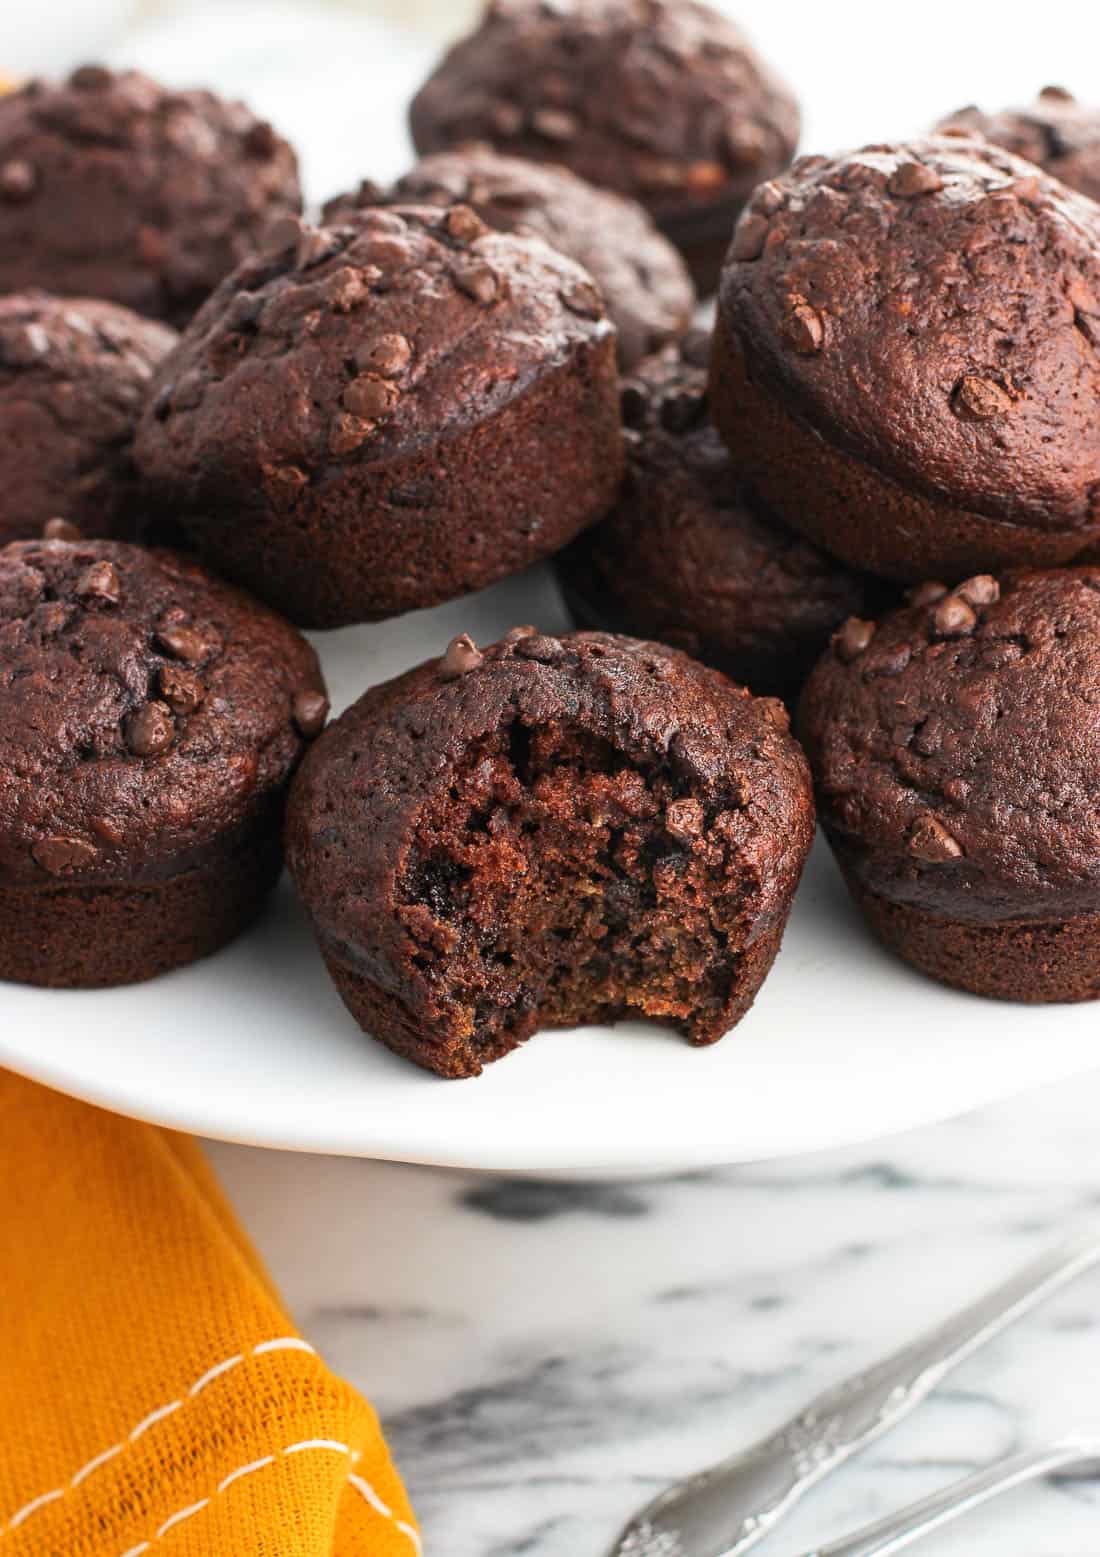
[2,6,1100,1076]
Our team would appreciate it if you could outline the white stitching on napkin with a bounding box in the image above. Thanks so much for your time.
[0,1336,315,1538]
[110,1440,418,1555]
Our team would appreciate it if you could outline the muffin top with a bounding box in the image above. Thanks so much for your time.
[135,206,616,492]
[0,537,325,888]
[799,569,1100,922]
[937,86,1100,205]
[323,145,694,368]
[288,626,813,952]
[0,292,177,541]
[0,66,301,326]
[717,135,1100,534]
[562,334,871,689]
[408,0,799,223]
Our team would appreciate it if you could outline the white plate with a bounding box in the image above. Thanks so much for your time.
[4,566,1100,1175]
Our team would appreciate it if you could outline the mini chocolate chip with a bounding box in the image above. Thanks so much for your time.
[887,162,944,197]
[559,279,602,319]
[32,835,98,874]
[75,560,120,605]
[445,203,487,242]
[453,262,499,304]
[292,689,329,737]
[502,625,538,647]
[43,516,81,541]
[329,413,373,455]
[69,63,113,90]
[0,159,35,201]
[665,797,705,840]
[326,267,370,311]
[1005,175,1042,205]
[956,574,1000,607]
[753,180,786,216]
[514,633,563,662]
[1040,84,1075,102]
[781,297,825,355]
[125,701,174,757]
[833,616,876,662]
[262,463,308,504]
[531,107,577,141]
[730,214,768,261]
[0,321,49,365]
[932,595,978,636]
[244,119,279,157]
[862,642,912,678]
[441,633,484,679]
[357,333,412,378]
[342,375,398,419]
[159,664,205,715]
[909,814,964,863]
[907,580,948,607]
[155,622,207,662]
[952,375,1014,420]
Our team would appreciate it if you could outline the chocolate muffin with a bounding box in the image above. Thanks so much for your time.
[556,333,876,701]
[408,0,800,295]
[287,627,814,1077]
[0,66,301,327]
[711,136,1100,585]
[800,568,1100,1003]
[0,537,326,988]
[323,145,694,370]
[135,207,623,628]
[936,86,1100,206]
[0,292,177,544]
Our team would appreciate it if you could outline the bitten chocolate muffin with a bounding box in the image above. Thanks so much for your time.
[408,0,800,295]
[556,333,876,701]
[0,66,301,327]
[323,145,694,370]
[135,207,623,628]
[936,86,1100,206]
[0,537,326,988]
[711,135,1100,584]
[287,627,814,1077]
[799,569,1100,1003]
[0,293,177,544]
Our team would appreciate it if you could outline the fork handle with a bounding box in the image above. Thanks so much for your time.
[810,1440,1089,1557]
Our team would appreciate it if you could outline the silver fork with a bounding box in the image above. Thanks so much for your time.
[607,1232,1100,1557]
[802,1433,1100,1556]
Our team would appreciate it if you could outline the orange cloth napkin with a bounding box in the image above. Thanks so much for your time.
[0,1072,418,1556]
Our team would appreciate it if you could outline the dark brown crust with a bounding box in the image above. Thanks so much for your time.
[134,207,623,627]
[709,328,1100,583]
[799,568,1100,931]
[408,0,798,282]
[0,828,282,988]
[0,67,300,327]
[324,146,695,369]
[0,292,177,544]
[936,87,1100,206]
[287,629,814,1076]
[712,135,1100,579]
[557,336,876,700]
[845,871,1100,1005]
[0,537,325,985]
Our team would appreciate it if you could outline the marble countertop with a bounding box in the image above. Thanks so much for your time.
[16,5,1099,1550]
[211,1073,1100,1555]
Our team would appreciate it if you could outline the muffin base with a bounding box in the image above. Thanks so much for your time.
[709,328,1100,583]
[845,873,1100,1004]
[0,836,283,989]
[161,341,622,629]
[316,915,789,1079]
